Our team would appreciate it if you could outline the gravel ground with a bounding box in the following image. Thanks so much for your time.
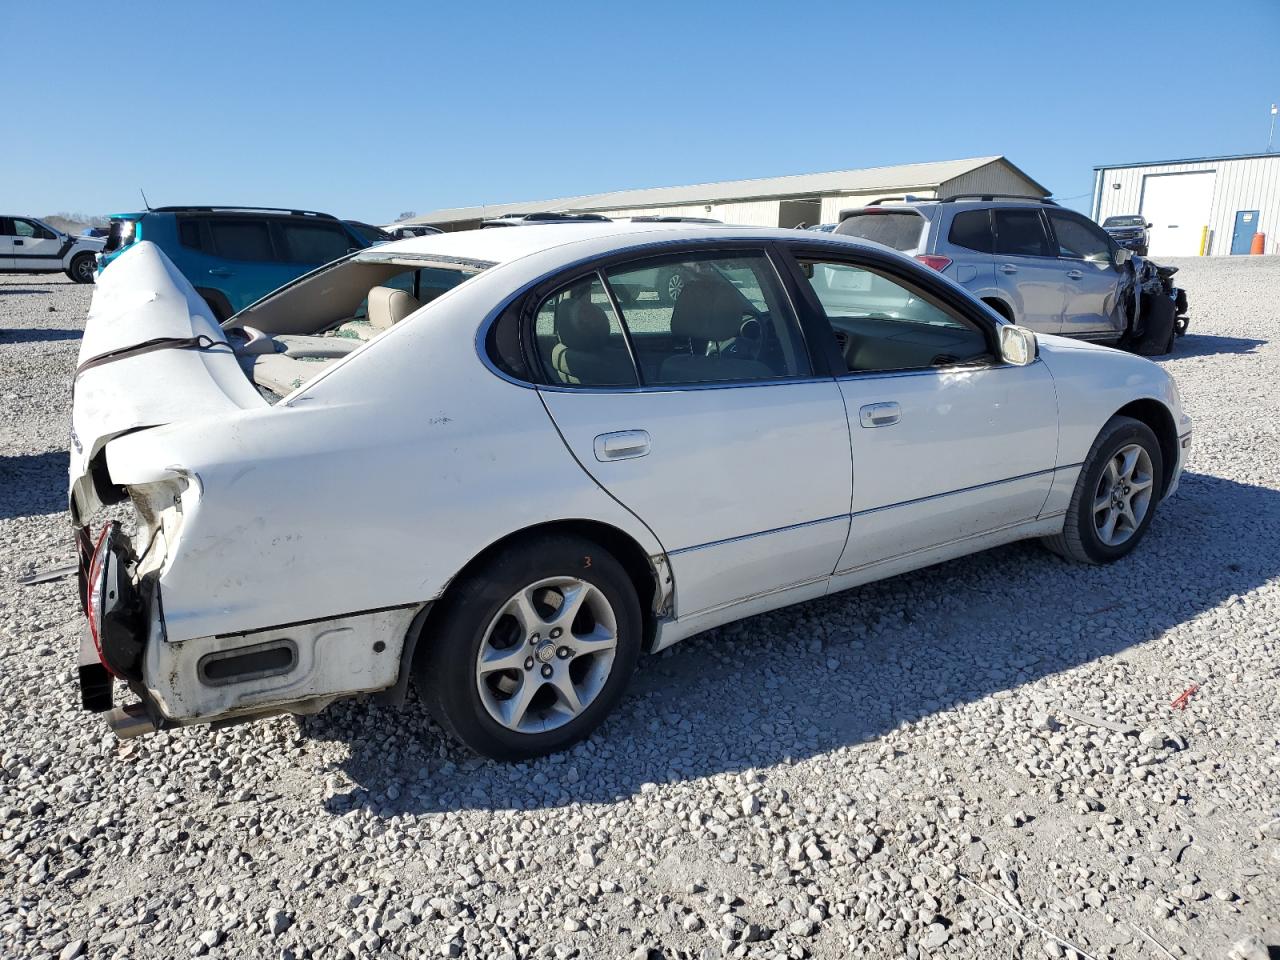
[1,260,1277,960]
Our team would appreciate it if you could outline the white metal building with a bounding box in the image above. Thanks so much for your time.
[403,156,1049,232]
[1092,153,1280,257]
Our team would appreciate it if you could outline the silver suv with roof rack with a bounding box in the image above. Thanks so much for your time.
[834,194,1187,352]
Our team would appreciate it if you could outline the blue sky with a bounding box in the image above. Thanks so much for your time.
[4,1,1278,222]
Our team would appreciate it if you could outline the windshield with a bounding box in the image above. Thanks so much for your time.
[1104,215,1145,227]
[834,211,926,251]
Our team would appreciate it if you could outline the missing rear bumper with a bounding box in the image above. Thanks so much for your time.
[78,628,113,712]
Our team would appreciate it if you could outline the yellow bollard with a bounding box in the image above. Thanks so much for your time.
[1199,225,1209,256]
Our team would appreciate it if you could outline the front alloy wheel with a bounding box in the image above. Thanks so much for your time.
[68,253,96,284]
[1092,444,1154,547]
[1043,415,1164,564]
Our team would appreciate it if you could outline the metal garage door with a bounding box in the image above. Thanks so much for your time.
[1141,171,1216,256]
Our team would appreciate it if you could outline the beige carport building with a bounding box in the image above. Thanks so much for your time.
[403,155,1050,232]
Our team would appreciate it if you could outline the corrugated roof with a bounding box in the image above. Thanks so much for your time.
[407,156,1033,226]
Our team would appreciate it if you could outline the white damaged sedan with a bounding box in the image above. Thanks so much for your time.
[70,223,1191,758]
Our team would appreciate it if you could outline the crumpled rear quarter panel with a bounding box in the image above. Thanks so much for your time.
[103,259,665,645]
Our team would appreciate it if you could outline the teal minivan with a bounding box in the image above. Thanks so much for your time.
[99,206,371,320]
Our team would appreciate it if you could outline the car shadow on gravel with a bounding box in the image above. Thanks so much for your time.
[305,470,1280,816]
[0,327,82,343]
[0,450,71,521]
[1172,333,1266,357]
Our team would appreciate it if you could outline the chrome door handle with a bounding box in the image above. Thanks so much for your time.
[999,263,1018,274]
[594,430,651,461]
[859,402,900,428]
[1066,269,1083,279]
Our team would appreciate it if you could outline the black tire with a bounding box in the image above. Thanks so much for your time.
[1132,293,1176,356]
[415,534,642,760]
[66,253,96,284]
[1042,416,1164,564]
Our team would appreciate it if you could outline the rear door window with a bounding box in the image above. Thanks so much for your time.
[947,210,993,253]
[209,219,275,261]
[277,220,354,264]
[533,276,639,387]
[993,210,1052,257]
[603,253,810,386]
[834,212,926,251]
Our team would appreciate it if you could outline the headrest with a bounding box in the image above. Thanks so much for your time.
[554,294,611,350]
[367,286,422,332]
[670,279,748,341]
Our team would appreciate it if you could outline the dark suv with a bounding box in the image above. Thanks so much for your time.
[835,195,1185,352]
[1101,215,1151,256]
[99,206,370,320]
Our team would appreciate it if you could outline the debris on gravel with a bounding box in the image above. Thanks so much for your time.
[1,260,1278,959]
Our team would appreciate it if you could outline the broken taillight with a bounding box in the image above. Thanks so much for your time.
[915,255,953,272]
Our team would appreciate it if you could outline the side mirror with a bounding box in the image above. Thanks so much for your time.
[1145,222,1153,229]
[1113,247,1134,266]
[999,324,1037,366]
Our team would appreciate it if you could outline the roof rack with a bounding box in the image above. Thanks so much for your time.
[628,215,723,223]
[865,194,932,205]
[938,194,1058,205]
[488,211,613,222]
[150,205,341,219]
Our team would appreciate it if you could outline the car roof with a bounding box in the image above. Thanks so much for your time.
[360,221,867,268]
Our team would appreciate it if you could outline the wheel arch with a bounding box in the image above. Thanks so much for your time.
[1113,398,1178,495]
[194,287,234,322]
[981,296,1014,322]
[378,518,668,707]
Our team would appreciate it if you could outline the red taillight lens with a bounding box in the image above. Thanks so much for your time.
[86,523,116,676]
[915,255,953,272]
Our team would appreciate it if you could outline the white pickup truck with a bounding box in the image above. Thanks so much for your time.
[1,216,105,283]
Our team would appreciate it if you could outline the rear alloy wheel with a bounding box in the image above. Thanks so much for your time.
[475,577,619,735]
[67,252,96,284]
[1043,416,1163,564]
[416,535,641,760]
[656,267,686,305]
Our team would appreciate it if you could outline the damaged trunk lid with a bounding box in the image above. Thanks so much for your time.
[70,242,267,517]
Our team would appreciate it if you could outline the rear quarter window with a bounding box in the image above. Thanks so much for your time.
[178,218,206,250]
[834,212,925,251]
[947,210,993,253]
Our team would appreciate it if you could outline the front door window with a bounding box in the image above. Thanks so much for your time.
[799,260,992,371]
